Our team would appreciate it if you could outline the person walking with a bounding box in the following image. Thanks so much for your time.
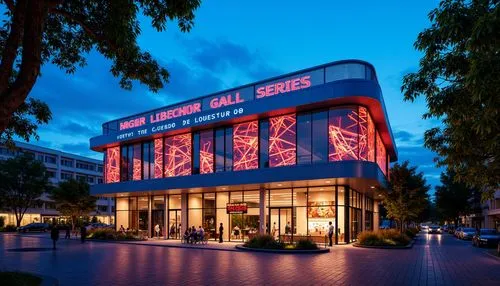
[65,225,70,239]
[219,222,224,243]
[154,224,160,238]
[328,221,334,247]
[51,224,60,250]
[80,225,87,243]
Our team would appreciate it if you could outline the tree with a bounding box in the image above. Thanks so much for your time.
[435,169,482,226]
[401,0,500,199]
[382,161,430,232]
[0,153,49,227]
[50,178,96,231]
[0,0,201,147]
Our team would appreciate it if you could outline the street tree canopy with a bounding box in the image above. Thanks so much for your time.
[0,153,49,227]
[401,0,500,199]
[50,178,96,231]
[0,0,201,148]
[383,161,430,232]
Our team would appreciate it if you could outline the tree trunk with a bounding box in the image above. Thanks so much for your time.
[0,0,48,133]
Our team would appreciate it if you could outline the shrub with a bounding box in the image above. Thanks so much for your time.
[295,239,318,250]
[87,229,144,241]
[244,234,284,249]
[405,227,419,238]
[358,229,411,247]
[4,225,17,232]
[0,216,5,228]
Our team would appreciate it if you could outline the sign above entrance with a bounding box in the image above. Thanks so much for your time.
[226,202,248,214]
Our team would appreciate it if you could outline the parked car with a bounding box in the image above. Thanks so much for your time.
[454,227,463,238]
[17,223,50,233]
[472,229,500,247]
[428,225,442,234]
[420,223,429,232]
[460,228,476,240]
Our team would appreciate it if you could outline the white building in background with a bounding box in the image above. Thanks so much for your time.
[0,141,114,226]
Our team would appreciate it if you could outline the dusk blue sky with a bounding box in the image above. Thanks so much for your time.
[23,1,444,191]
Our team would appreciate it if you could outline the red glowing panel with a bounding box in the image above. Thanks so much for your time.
[328,107,359,161]
[269,115,296,167]
[132,144,142,181]
[200,130,214,174]
[164,133,192,177]
[358,106,376,161]
[154,138,163,178]
[376,131,387,175]
[233,121,259,171]
[105,147,120,183]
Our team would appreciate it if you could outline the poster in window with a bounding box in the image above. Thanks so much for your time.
[307,202,335,218]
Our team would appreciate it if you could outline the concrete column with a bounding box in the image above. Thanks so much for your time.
[164,195,168,240]
[181,193,188,234]
[373,201,380,231]
[147,196,152,238]
[259,188,266,234]
[361,194,365,232]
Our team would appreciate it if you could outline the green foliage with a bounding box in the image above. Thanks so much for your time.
[358,229,411,246]
[435,170,482,224]
[1,224,17,232]
[244,234,285,249]
[0,0,202,146]
[382,161,430,232]
[401,0,500,199]
[87,228,144,241]
[50,179,96,231]
[0,153,49,227]
[0,271,42,286]
[295,239,319,250]
[405,227,419,238]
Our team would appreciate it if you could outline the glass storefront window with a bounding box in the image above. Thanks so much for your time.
[152,196,165,238]
[230,191,243,203]
[169,195,181,209]
[133,144,142,180]
[199,130,214,174]
[225,128,233,172]
[312,111,328,163]
[215,128,225,172]
[259,120,269,168]
[307,187,335,239]
[269,114,296,167]
[293,188,307,207]
[192,132,200,174]
[188,193,202,208]
[328,107,359,161]
[269,189,292,207]
[243,191,260,207]
[338,186,345,205]
[164,133,192,177]
[233,121,259,171]
[297,113,312,165]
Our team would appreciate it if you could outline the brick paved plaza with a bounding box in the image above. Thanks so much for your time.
[1,232,499,285]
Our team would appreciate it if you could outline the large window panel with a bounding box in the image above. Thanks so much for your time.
[297,113,312,164]
[328,107,359,161]
[105,147,120,183]
[120,146,129,181]
[358,107,375,162]
[164,133,192,177]
[154,138,163,178]
[312,111,328,163]
[233,121,259,171]
[225,127,233,172]
[376,131,387,175]
[215,129,225,172]
[269,114,296,167]
[200,130,214,174]
[132,144,142,180]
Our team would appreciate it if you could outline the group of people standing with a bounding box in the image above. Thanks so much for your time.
[50,224,88,250]
[183,225,205,243]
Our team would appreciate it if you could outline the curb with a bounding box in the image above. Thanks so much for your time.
[235,245,330,254]
[87,239,239,252]
[352,240,414,249]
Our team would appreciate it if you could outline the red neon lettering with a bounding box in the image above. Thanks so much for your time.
[300,75,311,88]
[256,75,312,99]
[119,117,146,130]
[256,87,266,98]
[291,78,301,91]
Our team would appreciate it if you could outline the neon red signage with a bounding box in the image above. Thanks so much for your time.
[226,202,248,214]
[209,92,244,109]
[256,76,311,99]
[150,103,201,124]
[120,117,146,131]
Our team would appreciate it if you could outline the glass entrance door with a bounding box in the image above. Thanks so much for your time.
[168,210,181,239]
[151,210,164,239]
[269,208,293,242]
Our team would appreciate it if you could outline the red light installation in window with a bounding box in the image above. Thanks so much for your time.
[164,133,192,177]
[105,147,120,183]
[328,107,359,161]
[376,131,387,175]
[154,138,163,178]
[358,106,375,162]
[132,144,142,181]
[269,114,296,167]
[200,130,214,174]
[233,121,259,171]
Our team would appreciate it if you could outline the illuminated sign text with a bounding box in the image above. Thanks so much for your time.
[256,76,311,99]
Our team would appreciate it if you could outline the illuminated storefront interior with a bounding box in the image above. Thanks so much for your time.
[91,60,397,244]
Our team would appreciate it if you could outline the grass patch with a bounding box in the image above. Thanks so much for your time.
[358,229,411,247]
[0,271,42,286]
[243,234,319,250]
